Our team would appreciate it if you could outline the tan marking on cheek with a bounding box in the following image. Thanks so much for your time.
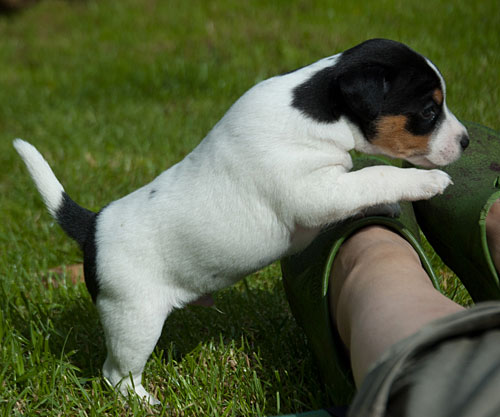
[433,88,443,105]
[372,115,431,158]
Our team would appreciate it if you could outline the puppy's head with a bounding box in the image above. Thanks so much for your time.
[293,39,469,167]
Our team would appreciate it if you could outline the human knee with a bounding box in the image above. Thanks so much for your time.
[339,225,421,269]
[486,199,500,242]
[330,225,425,318]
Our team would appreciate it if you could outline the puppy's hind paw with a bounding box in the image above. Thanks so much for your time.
[125,382,161,406]
[133,384,161,406]
[104,375,161,406]
[119,381,160,406]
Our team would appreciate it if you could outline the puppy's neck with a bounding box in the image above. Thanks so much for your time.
[344,118,383,155]
[306,116,376,155]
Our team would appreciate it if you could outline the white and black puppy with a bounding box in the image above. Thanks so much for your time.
[14,39,468,404]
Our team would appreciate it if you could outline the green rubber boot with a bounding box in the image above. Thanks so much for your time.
[280,156,441,406]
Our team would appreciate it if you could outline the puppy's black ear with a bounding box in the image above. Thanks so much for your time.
[338,66,389,121]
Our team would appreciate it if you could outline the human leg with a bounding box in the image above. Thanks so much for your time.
[330,186,500,387]
[329,192,500,389]
[326,202,500,416]
[328,226,464,386]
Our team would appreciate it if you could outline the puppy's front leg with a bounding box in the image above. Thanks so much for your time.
[292,165,451,228]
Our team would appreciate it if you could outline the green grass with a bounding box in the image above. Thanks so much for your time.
[1,0,499,415]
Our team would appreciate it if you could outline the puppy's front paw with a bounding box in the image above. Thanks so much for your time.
[423,169,453,195]
[407,169,452,201]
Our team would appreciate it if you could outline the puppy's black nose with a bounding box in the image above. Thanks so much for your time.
[460,134,470,150]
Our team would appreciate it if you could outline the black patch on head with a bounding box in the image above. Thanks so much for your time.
[149,189,157,199]
[291,39,443,140]
[291,65,342,123]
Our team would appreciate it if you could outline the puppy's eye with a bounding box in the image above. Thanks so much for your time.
[420,105,438,121]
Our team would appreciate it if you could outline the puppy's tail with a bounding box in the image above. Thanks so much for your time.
[13,139,96,249]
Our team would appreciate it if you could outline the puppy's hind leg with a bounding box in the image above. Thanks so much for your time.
[96,283,174,405]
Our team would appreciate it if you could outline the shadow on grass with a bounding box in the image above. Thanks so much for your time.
[163,282,311,367]
[0,0,86,15]
[2,263,326,414]
[33,276,322,396]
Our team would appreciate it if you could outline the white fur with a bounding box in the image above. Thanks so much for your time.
[13,139,64,216]
[15,50,466,404]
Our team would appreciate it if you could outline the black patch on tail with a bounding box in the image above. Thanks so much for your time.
[83,213,100,302]
[56,192,96,249]
[56,192,100,302]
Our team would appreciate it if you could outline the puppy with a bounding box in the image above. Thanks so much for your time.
[14,39,469,404]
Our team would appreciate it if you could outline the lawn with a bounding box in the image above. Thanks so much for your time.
[1,0,499,415]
